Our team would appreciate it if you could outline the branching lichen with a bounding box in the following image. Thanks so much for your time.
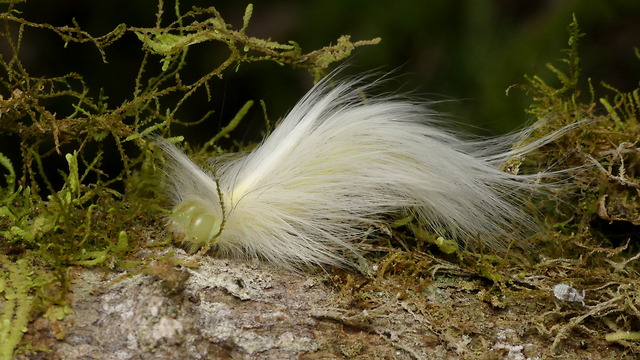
[133,4,379,79]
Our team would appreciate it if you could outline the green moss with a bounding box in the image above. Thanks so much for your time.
[339,342,367,358]
[0,258,35,360]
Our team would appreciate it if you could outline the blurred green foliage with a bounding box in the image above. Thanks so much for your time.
[211,0,640,133]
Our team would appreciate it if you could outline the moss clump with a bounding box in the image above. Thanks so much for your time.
[0,257,36,359]
[520,16,640,241]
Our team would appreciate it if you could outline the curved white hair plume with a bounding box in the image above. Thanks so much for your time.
[158,74,574,270]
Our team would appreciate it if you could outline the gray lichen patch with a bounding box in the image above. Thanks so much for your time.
[55,252,329,359]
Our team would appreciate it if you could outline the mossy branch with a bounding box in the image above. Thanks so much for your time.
[133,4,380,78]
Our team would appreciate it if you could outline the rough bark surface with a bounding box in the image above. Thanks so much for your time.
[23,249,625,360]
[55,255,336,359]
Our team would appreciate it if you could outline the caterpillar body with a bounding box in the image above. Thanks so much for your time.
[158,74,574,270]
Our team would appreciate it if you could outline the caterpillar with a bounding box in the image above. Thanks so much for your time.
[157,74,576,270]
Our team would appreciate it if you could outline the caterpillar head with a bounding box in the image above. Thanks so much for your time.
[169,197,223,250]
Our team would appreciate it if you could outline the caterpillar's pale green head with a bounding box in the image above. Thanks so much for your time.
[169,198,222,249]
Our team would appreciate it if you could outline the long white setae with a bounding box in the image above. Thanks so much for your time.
[157,74,575,270]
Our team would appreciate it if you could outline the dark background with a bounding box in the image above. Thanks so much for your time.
[6,0,640,142]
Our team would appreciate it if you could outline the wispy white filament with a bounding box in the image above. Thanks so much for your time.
[158,74,576,270]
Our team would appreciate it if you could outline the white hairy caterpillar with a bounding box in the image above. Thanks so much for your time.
[157,74,576,270]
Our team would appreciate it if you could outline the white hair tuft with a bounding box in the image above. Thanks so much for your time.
[157,73,577,270]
